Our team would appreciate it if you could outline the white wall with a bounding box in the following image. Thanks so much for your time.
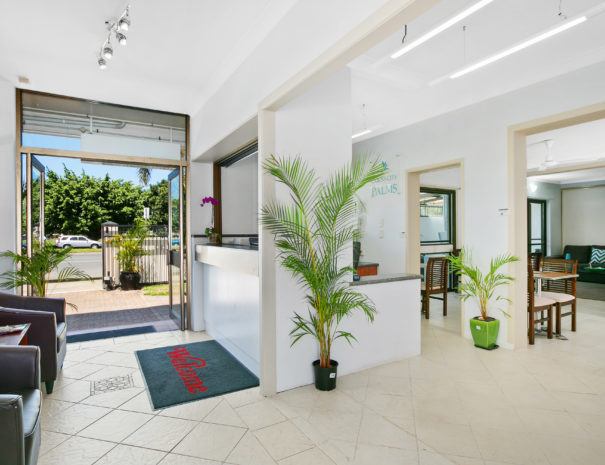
[273,67,353,392]
[221,154,258,234]
[354,61,605,347]
[190,0,389,159]
[0,78,16,274]
[527,180,562,256]
[189,162,214,235]
[562,186,605,246]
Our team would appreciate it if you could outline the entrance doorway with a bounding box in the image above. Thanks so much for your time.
[406,161,464,336]
[16,89,190,337]
[18,153,188,335]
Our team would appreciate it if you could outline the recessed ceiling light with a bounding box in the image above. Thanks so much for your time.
[391,0,495,59]
[450,15,587,79]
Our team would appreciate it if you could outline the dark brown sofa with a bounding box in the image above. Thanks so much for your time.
[0,345,42,465]
[0,293,67,394]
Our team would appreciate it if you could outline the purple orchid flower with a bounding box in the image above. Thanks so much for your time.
[201,196,218,207]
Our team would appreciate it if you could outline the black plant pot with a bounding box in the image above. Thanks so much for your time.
[120,272,141,291]
[313,359,338,391]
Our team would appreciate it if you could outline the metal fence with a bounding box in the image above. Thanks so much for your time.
[101,223,170,286]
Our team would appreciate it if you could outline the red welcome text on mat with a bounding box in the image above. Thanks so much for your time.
[167,346,208,394]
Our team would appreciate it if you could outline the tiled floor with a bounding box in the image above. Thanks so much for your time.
[39,296,605,464]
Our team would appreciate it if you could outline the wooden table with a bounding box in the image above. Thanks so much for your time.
[0,323,31,346]
[533,271,579,296]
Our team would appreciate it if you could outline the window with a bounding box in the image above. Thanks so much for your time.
[420,188,455,245]
[527,199,547,254]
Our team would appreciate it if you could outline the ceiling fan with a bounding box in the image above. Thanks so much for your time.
[528,139,605,172]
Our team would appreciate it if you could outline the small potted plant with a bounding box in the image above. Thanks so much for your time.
[0,241,91,309]
[201,196,221,244]
[261,155,385,390]
[448,249,519,350]
[109,221,149,290]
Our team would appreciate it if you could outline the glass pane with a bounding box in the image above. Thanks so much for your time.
[21,91,187,160]
[420,192,451,243]
[530,203,542,242]
[31,165,43,247]
[169,172,182,321]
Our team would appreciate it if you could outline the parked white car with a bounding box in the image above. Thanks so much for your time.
[56,235,101,249]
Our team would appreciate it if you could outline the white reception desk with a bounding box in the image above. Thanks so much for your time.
[191,243,259,376]
[191,239,422,390]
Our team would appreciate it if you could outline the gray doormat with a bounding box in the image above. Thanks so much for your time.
[136,340,259,410]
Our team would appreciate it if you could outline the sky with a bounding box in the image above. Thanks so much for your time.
[23,133,173,186]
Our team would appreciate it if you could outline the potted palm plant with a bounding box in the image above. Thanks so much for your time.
[0,241,91,308]
[261,155,385,390]
[447,249,519,350]
[109,221,149,290]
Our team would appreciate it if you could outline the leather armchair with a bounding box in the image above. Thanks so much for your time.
[0,345,42,465]
[0,292,67,394]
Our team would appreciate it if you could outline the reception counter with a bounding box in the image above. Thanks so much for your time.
[191,243,259,376]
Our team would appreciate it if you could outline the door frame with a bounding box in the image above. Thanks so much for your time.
[406,160,465,336]
[508,101,605,349]
[168,167,186,330]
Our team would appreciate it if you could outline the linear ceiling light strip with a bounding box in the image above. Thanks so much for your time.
[450,15,587,79]
[391,0,495,59]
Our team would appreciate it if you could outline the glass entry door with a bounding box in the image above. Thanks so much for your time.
[22,155,45,258]
[528,199,547,254]
[168,168,186,329]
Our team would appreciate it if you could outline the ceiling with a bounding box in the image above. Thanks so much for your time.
[350,0,605,140]
[529,166,605,184]
[527,118,605,171]
[0,0,298,115]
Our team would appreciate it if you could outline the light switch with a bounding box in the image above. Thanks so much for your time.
[378,230,384,239]
[378,219,384,228]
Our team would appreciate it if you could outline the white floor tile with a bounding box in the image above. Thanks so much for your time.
[123,415,197,451]
[78,409,153,442]
[173,421,246,461]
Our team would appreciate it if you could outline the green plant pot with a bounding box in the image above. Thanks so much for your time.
[469,317,499,350]
[313,360,338,391]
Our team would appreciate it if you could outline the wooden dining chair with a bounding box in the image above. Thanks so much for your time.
[421,257,449,319]
[529,252,542,271]
[527,264,554,344]
[540,258,577,334]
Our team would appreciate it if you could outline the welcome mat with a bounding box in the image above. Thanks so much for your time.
[67,325,156,343]
[135,340,259,410]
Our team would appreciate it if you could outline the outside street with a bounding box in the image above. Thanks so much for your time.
[49,251,102,280]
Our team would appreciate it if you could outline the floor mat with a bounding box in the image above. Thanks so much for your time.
[136,340,259,410]
[67,325,156,343]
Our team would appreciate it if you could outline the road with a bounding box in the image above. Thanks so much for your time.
[50,252,102,280]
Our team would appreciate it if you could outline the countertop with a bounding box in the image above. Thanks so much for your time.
[198,243,258,251]
[350,273,421,286]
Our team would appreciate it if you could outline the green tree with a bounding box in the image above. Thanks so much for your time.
[141,179,168,226]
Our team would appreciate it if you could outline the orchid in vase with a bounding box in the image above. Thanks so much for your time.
[201,196,221,243]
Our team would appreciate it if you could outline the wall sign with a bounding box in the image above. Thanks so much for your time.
[371,160,399,198]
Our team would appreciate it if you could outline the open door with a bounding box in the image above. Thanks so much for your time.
[19,154,45,295]
[168,168,186,330]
